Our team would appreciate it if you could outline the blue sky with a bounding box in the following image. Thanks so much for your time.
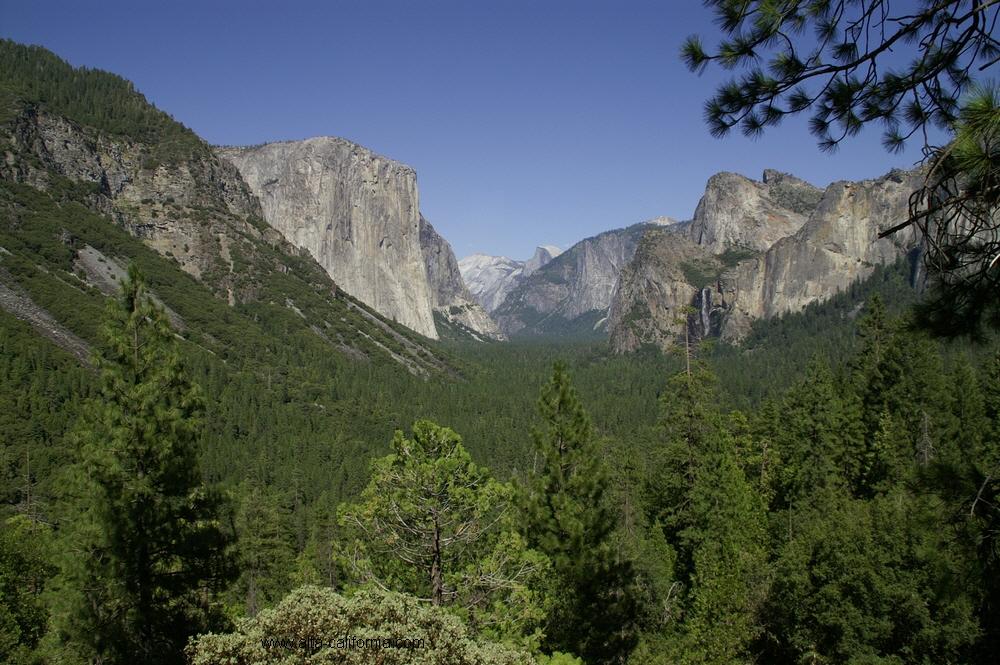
[2,0,936,259]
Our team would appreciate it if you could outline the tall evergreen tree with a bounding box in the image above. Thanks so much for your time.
[777,360,863,505]
[941,350,1000,659]
[338,419,550,646]
[52,265,234,665]
[232,483,295,617]
[676,423,767,665]
[648,365,719,534]
[521,362,639,664]
[646,365,767,664]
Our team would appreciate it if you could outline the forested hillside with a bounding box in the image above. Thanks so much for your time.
[2,39,999,665]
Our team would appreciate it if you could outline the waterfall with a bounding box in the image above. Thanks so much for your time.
[909,246,924,289]
[700,287,711,337]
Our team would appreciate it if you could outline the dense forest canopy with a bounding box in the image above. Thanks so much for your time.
[0,36,998,665]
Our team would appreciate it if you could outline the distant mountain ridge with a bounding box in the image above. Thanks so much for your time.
[0,40,924,357]
[490,223,652,337]
[458,245,562,314]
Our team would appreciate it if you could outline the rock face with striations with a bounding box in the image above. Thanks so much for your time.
[218,138,439,338]
[1,106,285,306]
[458,245,562,314]
[491,223,651,337]
[609,168,921,352]
[687,169,822,253]
[419,215,505,340]
[523,245,563,277]
[720,169,920,339]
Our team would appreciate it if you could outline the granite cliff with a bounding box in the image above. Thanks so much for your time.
[491,223,655,337]
[609,169,921,352]
[458,245,562,314]
[0,43,453,374]
[687,169,823,252]
[217,139,500,341]
[2,107,269,305]
[217,138,438,338]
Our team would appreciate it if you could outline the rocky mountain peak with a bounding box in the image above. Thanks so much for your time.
[218,138,501,341]
[688,169,822,254]
[458,254,525,313]
[458,244,562,315]
[523,245,562,277]
[609,166,922,352]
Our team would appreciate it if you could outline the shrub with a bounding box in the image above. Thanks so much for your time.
[187,586,535,665]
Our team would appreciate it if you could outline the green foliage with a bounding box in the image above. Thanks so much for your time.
[682,1,993,152]
[338,420,550,646]
[913,86,1000,337]
[772,360,863,504]
[6,35,1000,665]
[50,267,235,665]
[0,39,206,167]
[707,259,924,408]
[230,483,296,618]
[679,258,721,290]
[0,516,55,664]
[675,422,767,664]
[761,487,979,664]
[716,246,757,268]
[684,5,1000,338]
[520,363,639,663]
[643,366,767,664]
[187,585,535,665]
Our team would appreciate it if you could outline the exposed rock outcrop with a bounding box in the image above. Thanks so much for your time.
[217,138,501,341]
[458,245,562,314]
[523,245,562,277]
[419,215,504,340]
[609,168,921,352]
[217,138,439,338]
[687,170,822,253]
[1,101,449,374]
[607,226,705,352]
[719,169,920,339]
[0,269,92,364]
[1,106,287,304]
[492,223,649,337]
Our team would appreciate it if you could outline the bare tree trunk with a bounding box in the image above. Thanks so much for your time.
[248,574,258,617]
[431,514,443,606]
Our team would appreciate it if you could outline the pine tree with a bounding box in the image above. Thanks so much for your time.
[52,265,235,665]
[520,362,639,664]
[953,350,1000,658]
[777,360,863,505]
[854,296,901,435]
[678,423,767,664]
[232,483,294,617]
[338,419,550,645]
[648,365,719,535]
[649,365,767,664]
